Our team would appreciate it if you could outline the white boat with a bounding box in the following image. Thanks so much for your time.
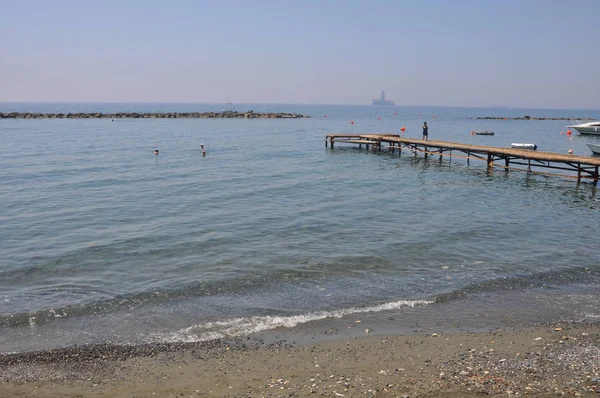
[511,143,538,150]
[587,143,600,155]
[567,121,600,135]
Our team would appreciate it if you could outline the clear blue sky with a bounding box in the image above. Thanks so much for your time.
[1,0,599,108]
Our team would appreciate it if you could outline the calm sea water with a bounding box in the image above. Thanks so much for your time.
[1,103,599,353]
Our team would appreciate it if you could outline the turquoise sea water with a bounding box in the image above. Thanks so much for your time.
[1,103,599,352]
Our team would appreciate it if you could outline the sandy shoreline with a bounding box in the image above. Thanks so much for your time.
[1,323,599,397]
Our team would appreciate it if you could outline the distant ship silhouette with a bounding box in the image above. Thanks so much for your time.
[372,90,395,106]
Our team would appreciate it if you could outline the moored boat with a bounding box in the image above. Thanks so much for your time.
[567,121,600,135]
[511,143,538,150]
[587,143,600,155]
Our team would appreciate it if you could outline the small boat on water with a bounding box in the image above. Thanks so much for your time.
[587,143,600,155]
[511,143,538,150]
[472,130,495,135]
[567,121,600,135]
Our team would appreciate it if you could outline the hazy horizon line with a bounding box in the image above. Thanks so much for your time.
[1,101,599,112]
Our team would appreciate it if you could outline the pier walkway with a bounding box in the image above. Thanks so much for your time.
[325,134,600,182]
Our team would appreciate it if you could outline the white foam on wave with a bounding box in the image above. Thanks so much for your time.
[148,299,434,343]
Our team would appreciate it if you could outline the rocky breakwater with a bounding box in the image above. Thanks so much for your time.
[474,115,595,120]
[0,110,310,119]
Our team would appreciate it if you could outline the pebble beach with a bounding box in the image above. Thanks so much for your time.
[1,323,599,397]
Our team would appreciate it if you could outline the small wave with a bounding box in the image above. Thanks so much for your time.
[148,299,433,343]
[434,264,600,304]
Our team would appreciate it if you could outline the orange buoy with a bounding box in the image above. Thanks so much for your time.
[393,112,397,115]
[324,114,327,118]
[351,121,354,125]
[503,118,507,121]
[471,131,474,135]
[377,117,381,120]
[567,130,572,135]
[400,127,406,132]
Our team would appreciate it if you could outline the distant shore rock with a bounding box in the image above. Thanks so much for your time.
[0,111,311,119]
[473,116,595,121]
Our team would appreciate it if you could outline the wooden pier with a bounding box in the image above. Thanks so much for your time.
[325,134,600,182]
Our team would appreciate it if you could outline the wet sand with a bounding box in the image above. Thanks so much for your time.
[1,323,599,397]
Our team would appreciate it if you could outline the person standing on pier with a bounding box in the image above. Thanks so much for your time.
[422,122,429,141]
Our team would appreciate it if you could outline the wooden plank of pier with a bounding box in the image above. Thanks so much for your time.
[325,134,600,182]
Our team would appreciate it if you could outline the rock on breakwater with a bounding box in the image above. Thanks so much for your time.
[474,116,595,120]
[0,110,311,119]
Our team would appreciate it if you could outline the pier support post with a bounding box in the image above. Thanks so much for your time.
[467,151,470,165]
[330,138,334,149]
[578,163,581,181]
[487,153,493,168]
[528,159,531,173]
[505,156,510,173]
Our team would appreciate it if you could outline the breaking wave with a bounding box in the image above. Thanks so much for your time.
[148,299,433,343]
